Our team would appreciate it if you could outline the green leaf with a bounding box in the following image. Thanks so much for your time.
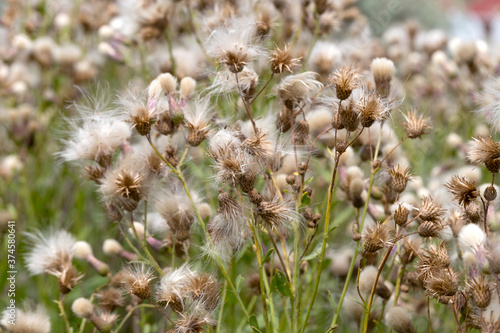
[302,242,325,261]
[274,270,294,298]
[235,275,245,293]
[301,192,311,205]
[327,225,338,236]
[249,314,262,333]
[327,289,337,310]
[304,176,314,185]
[262,248,275,264]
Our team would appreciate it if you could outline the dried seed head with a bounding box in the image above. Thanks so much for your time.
[96,288,125,312]
[466,137,500,165]
[418,196,444,222]
[445,175,479,207]
[114,169,143,204]
[330,65,360,101]
[270,44,301,74]
[424,268,459,299]
[485,157,500,173]
[331,109,344,130]
[339,99,360,132]
[127,105,154,136]
[371,57,395,98]
[468,275,491,309]
[392,202,413,227]
[293,120,310,145]
[418,220,442,238]
[465,200,482,223]
[421,242,451,271]
[484,185,497,201]
[388,165,413,193]
[257,196,299,235]
[402,109,431,139]
[122,264,156,300]
[363,223,392,253]
[360,92,387,127]
[276,72,322,104]
[186,273,221,312]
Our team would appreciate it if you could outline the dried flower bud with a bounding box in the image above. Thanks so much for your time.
[270,44,301,74]
[417,221,442,238]
[485,157,500,173]
[445,175,479,207]
[388,165,413,193]
[330,65,360,101]
[392,202,412,227]
[293,120,310,145]
[402,109,431,139]
[363,223,391,253]
[484,185,497,201]
[339,100,360,132]
[418,196,444,222]
[122,264,155,300]
[468,275,491,309]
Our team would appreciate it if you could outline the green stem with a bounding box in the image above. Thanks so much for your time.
[58,295,71,333]
[330,125,384,328]
[113,304,155,333]
[300,155,340,333]
[216,280,228,333]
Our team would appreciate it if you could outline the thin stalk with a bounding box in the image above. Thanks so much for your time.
[253,226,273,333]
[301,9,320,71]
[114,304,155,333]
[378,136,407,165]
[250,73,275,105]
[361,243,396,333]
[117,223,147,262]
[216,280,228,333]
[300,155,340,333]
[58,295,71,333]
[331,124,384,327]
[178,146,190,167]
[393,264,406,306]
[269,235,292,287]
[452,295,465,333]
[235,73,257,133]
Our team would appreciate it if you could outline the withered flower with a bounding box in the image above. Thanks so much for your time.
[402,109,431,139]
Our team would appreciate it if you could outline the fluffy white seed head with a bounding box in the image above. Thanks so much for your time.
[129,222,145,239]
[74,241,93,259]
[180,77,196,100]
[24,229,76,275]
[157,73,177,95]
[72,298,94,319]
[103,239,123,255]
[58,90,131,164]
[458,224,487,252]
[1,305,51,333]
[385,306,415,333]
[371,57,396,82]
[359,265,379,294]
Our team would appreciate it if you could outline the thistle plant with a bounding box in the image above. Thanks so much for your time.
[2,1,500,333]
